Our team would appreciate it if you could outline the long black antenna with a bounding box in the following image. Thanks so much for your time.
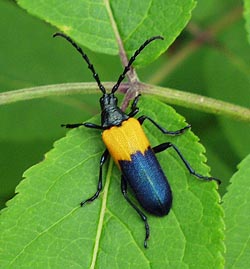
[111,36,164,93]
[53,33,106,94]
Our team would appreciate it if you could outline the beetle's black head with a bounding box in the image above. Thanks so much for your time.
[99,92,128,128]
[100,92,118,109]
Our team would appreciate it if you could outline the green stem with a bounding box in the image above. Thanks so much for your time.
[0,82,249,122]
[141,83,250,122]
[0,82,121,105]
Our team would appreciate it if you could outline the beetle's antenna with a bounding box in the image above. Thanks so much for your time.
[53,33,106,94]
[111,36,164,93]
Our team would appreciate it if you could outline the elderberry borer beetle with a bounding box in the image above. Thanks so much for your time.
[54,32,220,248]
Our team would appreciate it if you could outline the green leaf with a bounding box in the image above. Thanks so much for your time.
[0,97,223,268]
[203,19,250,158]
[16,0,196,65]
[223,154,250,268]
[243,0,250,44]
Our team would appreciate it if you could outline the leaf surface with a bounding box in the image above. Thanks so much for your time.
[244,0,250,44]
[223,154,250,269]
[17,0,196,65]
[0,97,224,269]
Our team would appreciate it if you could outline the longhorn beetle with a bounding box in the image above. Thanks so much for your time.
[53,33,220,248]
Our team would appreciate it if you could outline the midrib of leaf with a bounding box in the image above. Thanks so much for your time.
[90,159,114,269]
[87,2,124,266]
[103,0,120,44]
[103,0,135,82]
[103,0,126,62]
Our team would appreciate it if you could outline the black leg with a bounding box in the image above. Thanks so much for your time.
[153,142,221,184]
[80,149,109,206]
[83,122,104,130]
[121,176,150,248]
[138,115,191,135]
[61,123,84,129]
[128,94,141,117]
[61,122,103,130]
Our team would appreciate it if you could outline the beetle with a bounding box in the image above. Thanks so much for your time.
[53,33,220,248]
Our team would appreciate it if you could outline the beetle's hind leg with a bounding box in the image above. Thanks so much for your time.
[80,149,109,206]
[153,142,221,184]
[121,175,150,248]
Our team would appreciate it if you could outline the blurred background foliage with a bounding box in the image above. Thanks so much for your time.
[0,0,249,209]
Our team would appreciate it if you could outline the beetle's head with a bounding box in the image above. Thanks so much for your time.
[99,92,128,128]
[99,93,118,110]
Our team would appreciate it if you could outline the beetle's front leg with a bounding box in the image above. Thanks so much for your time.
[138,115,190,135]
[80,149,109,206]
[61,122,104,130]
[128,94,141,117]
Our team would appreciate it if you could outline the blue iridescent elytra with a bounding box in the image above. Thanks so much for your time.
[119,147,172,216]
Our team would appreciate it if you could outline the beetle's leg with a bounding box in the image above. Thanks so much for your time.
[121,175,150,248]
[80,149,109,206]
[61,123,83,129]
[83,122,104,129]
[138,115,190,135]
[61,122,103,130]
[128,94,141,117]
[153,142,221,184]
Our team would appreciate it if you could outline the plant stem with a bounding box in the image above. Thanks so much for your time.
[1,82,249,122]
[141,83,250,122]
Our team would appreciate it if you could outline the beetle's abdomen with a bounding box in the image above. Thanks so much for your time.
[119,148,172,216]
[102,118,172,216]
